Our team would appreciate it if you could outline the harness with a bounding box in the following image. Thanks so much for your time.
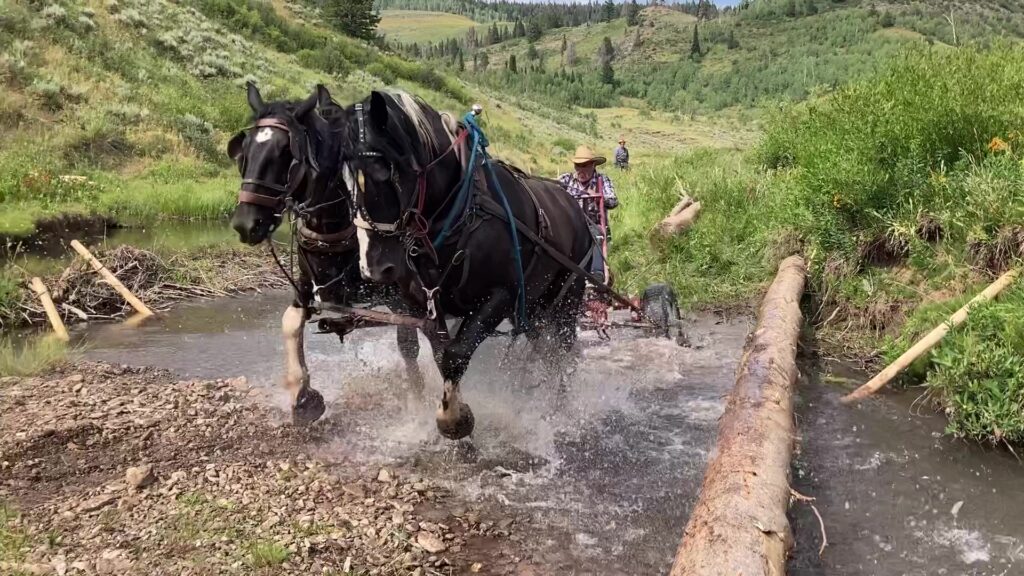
[349,105,536,332]
[234,115,358,303]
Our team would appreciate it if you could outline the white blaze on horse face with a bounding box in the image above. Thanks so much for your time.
[255,127,273,144]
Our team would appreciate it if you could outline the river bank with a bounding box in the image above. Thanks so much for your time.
[0,361,529,575]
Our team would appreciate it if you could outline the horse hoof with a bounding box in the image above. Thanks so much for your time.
[437,403,475,440]
[292,388,325,426]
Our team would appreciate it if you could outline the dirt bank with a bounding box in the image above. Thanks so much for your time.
[0,362,527,575]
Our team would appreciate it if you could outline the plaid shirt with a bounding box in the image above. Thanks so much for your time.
[559,171,618,240]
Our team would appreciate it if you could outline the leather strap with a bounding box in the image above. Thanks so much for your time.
[238,189,283,208]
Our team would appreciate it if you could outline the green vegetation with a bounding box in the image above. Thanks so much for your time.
[247,541,291,568]
[607,42,1024,443]
[0,334,70,377]
[0,0,470,237]
[378,9,481,43]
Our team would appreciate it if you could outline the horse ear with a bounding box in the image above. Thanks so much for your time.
[295,92,317,120]
[316,84,333,108]
[369,91,389,132]
[226,131,245,162]
[246,81,264,112]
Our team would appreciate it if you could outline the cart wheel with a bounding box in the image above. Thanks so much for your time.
[641,284,681,339]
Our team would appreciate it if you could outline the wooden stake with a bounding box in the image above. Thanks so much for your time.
[29,277,70,342]
[69,239,155,317]
[670,255,807,576]
[842,268,1019,404]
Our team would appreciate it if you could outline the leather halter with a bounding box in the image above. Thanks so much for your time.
[237,117,300,210]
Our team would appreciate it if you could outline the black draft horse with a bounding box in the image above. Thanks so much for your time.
[227,83,426,426]
[324,88,595,440]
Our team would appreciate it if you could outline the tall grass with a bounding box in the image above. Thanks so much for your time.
[0,335,71,377]
[96,176,236,222]
[753,43,1024,443]
[609,149,797,307]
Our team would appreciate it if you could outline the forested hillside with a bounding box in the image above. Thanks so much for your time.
[386,0,1024,113]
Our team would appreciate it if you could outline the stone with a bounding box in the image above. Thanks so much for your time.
[377,468,393,483]
[77,494,117,513]
[125,464,155,489]
[415,532,446,554]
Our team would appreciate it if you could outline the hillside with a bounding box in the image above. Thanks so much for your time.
[0,0,608,240]
[396,0,1024,113]
[378,9,481,43]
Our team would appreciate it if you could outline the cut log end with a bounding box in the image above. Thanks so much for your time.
[657,201,703,237]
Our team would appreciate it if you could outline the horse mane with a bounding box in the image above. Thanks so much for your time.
[379,90,465,165]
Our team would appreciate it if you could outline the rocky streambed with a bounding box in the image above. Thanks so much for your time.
[0,362,529,575]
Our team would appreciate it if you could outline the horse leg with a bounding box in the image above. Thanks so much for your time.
[436,289,512,440]
[283,303,325,426]
[395,325,424,397]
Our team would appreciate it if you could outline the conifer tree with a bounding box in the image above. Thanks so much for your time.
[321,0,379,42]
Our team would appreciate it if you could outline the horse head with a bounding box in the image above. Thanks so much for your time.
[338,90,461,284]
[228,82,317,245]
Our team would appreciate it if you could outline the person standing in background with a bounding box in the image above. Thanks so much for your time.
[614,137,629,170]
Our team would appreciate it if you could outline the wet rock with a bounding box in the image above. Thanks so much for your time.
[125,464,155,489]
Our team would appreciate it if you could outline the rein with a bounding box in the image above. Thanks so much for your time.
[348,102,529,330]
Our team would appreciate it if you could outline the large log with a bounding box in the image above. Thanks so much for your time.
[671,255,807,576]
[657,201,703,237]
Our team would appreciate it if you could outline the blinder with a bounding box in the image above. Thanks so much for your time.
[348,103,413,236]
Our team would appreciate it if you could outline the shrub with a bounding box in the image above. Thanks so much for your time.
[174,114,221,163]
[40,4,68,25]
[27,78,64,111]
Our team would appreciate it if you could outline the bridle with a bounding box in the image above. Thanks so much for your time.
[235,117,314,212]
[348,102,468,251]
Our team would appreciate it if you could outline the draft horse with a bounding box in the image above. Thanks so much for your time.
[328,89,596,439]
[227,83,425,425]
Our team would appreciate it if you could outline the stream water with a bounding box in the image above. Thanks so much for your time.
[70,290,1024,575]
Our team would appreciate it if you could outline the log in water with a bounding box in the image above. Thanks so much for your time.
[671,255,806,576]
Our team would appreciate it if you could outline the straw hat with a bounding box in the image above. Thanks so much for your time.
[572,145,606,166]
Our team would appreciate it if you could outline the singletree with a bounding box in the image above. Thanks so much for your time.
[526,43,539,61]
[527,19,543,42]
[598,36,615,84]
[566,41,577,67]
[508,54,517,73]
[690,23,702,58]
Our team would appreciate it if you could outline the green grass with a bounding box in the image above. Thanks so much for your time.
[96,176,236,222]
[378,9,481,43]
[0,502,28,567]
[246,541,290,568]
[0,335,71,377]
[922,286,1024,444]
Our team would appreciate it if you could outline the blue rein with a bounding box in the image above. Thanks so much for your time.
[432,112,529,331]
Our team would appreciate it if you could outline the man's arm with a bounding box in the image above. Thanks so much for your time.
[602,175,618,209]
